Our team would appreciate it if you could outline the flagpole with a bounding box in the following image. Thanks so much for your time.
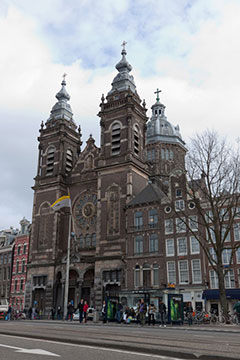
[63,211,71,319]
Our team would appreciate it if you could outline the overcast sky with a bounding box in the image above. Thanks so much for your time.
[1,0,240,230]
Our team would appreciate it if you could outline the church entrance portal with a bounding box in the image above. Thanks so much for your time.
[68,270,78,307]
[81,269,94,306]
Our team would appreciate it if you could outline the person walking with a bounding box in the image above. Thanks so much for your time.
[159,300,167,327]
[148,303,156,326]
[186,302,193,326]
[51,307,55,320]
[139,299,147,326]
[83,300,89,323]
[28,307,33,320]
[102,300,107,324]
[78,299,84,324]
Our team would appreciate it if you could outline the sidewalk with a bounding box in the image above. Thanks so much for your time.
[18,318,240,333]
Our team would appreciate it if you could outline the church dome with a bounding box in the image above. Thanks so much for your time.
[146,90,185,148]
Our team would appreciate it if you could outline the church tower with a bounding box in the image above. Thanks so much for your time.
[94,43,149,306]
[25,76,81,311]
[146,90,187,180]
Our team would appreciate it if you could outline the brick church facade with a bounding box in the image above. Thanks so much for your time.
[25,45,207,314]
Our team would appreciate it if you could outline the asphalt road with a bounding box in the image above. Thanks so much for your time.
[0,320,240,360]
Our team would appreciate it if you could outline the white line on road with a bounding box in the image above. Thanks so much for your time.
[0,343,60,357]
[0,334,195,360]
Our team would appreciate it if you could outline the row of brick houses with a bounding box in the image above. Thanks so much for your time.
[0,218,30,311]
[2,44,238,317]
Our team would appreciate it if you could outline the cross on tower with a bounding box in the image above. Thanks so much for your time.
[121,41,127,51]
[62,73,67,82]
[154,88,161,102]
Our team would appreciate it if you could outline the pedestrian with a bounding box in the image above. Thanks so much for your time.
[148,303,156,326]
[139,298,147,326]
[66,302,74,321]
[78,299,84,324]
[57,306,62,320]
[83,300,89,323]
[159,299,167,327]
[7,305,12,321]
[115,299,123,324]
[28,307,33,320]
[51,307,55,320]
[102,300,107,324]
[186,302,193,326]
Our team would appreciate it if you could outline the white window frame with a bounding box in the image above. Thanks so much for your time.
[166,238,174,256]
[149,233,158,253]
[134,266,141,287]
[189,215,198,232]
[175,200,185,212]
[177,237,187,256]
[178,260,189,284]
[209,270,218,289]
[191,259,202,284]
[176,217,186,233]
[165,219,173,234]
[234,224,240,241]
[134,236,143,254]
[236,248,240,264]
[224,269,235,289]
[190,236,200,254]
[222,248,232,265]
[167,261,176,284]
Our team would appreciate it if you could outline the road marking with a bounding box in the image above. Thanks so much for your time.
[0,343,60,357]
[0,334,193,360]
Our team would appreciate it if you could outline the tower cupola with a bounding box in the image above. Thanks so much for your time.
[146,89,185,149]
[108,41,136,95]
[46,74,75,126]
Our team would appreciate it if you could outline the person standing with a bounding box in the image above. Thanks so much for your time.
[83,300,89,323]
[51,307,55,320]
[139,299,147,326]
[148,303,156,326]
[159,300,167,327]
[66,302,74,321]
[78,299,84,324]
[115,300,123,324]
[186,302,193,326]
[57,306,62,320]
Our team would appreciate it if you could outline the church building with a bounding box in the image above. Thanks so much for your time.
[25,44,206,314]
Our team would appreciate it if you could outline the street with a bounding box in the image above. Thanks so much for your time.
[0,320,240,359]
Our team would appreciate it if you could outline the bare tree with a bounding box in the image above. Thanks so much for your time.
[177,130,240,318]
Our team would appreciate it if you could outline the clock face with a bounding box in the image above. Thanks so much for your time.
[74,193,97,227]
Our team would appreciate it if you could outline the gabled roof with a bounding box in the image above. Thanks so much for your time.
[127,182,165,207]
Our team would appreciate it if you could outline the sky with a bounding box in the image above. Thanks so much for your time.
[1,0,240,230]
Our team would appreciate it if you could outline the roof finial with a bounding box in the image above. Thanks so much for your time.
[121,40,127,52]
[62,73,67,85]
[154,88,161,103]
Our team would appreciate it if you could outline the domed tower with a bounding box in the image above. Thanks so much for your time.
[25,76,81,314]
[146,89,187,180]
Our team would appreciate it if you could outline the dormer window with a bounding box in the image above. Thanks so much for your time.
[133,125,139,155]
[66,149,73,173]
[111,123,121,155]
[46,146,55,175]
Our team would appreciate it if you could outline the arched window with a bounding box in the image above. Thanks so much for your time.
[79,235,84,248]
[66,149,73,173]
[21,259,25,273]
[133,125,139,155]
[16,260,19,274]
[111,123,121,155]
[46,146,55,175]
[134,265,140,287]
[143,264,151,287]
[85,234,91,248]
[92,233,96,248]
